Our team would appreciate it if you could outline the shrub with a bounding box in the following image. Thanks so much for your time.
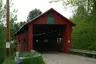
[19,50,45,64]
[2,56,15,64]
[20,50,40,57]
[20,50,45,64]
[2,50,45,64]
[19,56,45,64]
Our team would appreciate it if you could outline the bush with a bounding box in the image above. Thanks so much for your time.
[0,47,6,63]
[19,56,45,64]
[2,56,15,64]
[20,50,40,57]
[19,50,45,64]
[2,50,45,64]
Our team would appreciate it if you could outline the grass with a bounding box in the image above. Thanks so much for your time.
[19,50,45,64]
[19,56,45,64]
[2,56,15,64]
[2,50,45,64]
[20,50,41,57]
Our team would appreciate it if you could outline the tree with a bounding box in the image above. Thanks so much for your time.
[0,0,18,40]
[0,0,18,63]
[0,0,3,25]
[49,0,96,13]
[27,8,42,21]
[69,0,96,51]
[0,0,2,18]
[50,0,96,51]
[13,21,26,33]
[10,9,18,40]
[0,0,6,63]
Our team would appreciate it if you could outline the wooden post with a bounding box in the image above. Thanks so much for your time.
[62,28,67,53]
[28,23,33,52]
[6,0,10,56]
[62,25,72,53]
[62,25,69,53]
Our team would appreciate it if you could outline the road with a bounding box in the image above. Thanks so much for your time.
[42,52,96,64]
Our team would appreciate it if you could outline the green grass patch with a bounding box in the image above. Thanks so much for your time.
[2,50,45,64]
[19,50,45,64]
[19,56,45,64]
[20,50,40,57]
[2,56,15,64]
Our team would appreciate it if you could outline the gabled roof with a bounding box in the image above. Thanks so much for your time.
[14,8,75,35]
[27,8,75,25]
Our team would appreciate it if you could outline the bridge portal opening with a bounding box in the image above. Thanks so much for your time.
[33,24,65,52]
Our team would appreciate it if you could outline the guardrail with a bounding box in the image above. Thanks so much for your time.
[69,49,96,58]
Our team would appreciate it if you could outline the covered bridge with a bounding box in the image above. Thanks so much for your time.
[14,8,75,53]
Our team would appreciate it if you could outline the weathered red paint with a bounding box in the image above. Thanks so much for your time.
[14,8,75,53]
[62,25,72,53]
[28,23,33,52]
[15,32,28,52]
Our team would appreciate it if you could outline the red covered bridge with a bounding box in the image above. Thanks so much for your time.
[14,8,75,53]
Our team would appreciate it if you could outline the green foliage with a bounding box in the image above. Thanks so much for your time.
[50,0,96,51]
[10,42,16,56]
[0,27,6,44]
[0,0,18,63]
[2,51,45,64]
[27,8,42,21]
[10,9,18,40]
[20,50,40,57]
[20,56,45,64]
[0,48,6,63]
[0,0,2,21]
[2,56,15,64]
[0,0,6,63]
[19,51,45,64]
[13,21,26,33]
[71,0,96,51]
[0,0,18,40]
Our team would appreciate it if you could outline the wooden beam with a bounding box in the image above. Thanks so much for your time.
[28,23,33,52]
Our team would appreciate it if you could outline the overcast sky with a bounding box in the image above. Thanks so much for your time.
[5,0,73,22]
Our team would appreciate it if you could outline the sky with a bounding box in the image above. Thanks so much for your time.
[5,0,73,22]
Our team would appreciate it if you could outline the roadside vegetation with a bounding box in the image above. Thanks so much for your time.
[2,51,45,64]
[19,51,45,64]
[0,0,43,64]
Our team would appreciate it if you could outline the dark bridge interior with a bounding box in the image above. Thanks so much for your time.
[33,24,65,52]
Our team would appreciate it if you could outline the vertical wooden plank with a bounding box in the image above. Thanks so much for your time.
[68,25,72,50]
[15,36,18,52]
[28,23,33,52]
[62,25,72,53]
[62,25,68,53]
[21,36,24,52]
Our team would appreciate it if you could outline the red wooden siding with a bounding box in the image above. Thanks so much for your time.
[14,8,75,53]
